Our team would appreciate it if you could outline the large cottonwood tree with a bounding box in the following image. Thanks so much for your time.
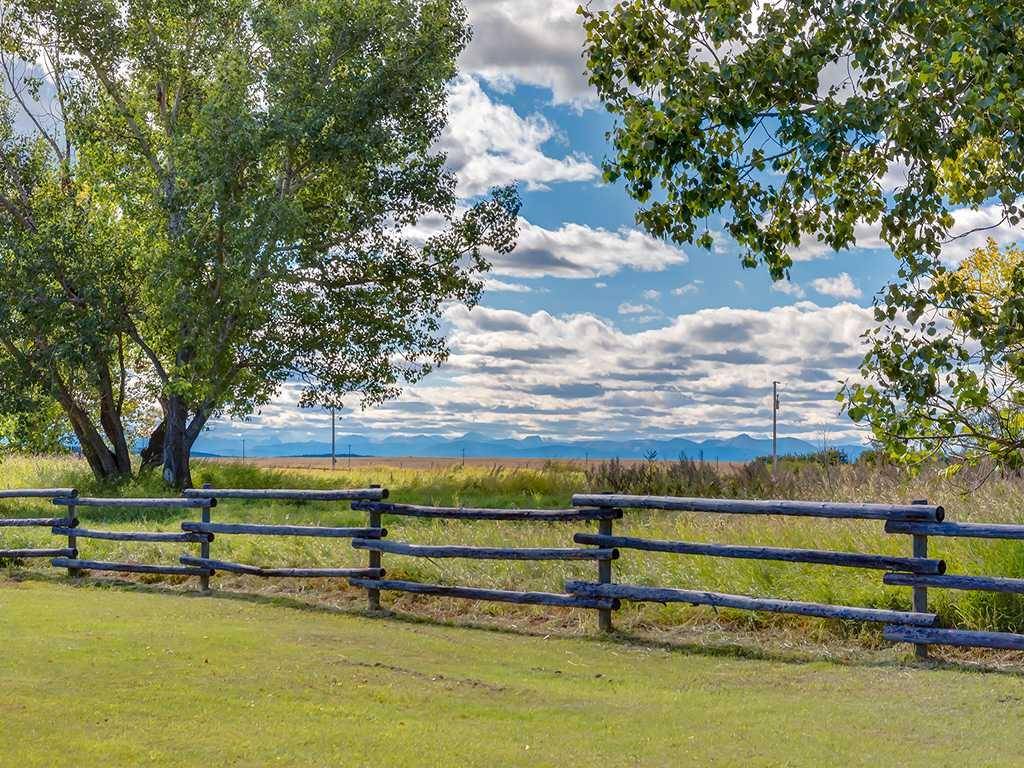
[0,0,518,487]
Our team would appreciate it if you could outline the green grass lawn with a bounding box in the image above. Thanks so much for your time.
[2,578,1023,767]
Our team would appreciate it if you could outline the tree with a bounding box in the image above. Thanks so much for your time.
[0,113,154,478]
[842,240,1024,472]
[580,1,1024,278]
[1,0,519,487]
[581,1,1024,473]
[0,384,71,455]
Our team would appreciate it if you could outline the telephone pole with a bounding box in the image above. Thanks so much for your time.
[772,381,780,478]
[331,408,337,470]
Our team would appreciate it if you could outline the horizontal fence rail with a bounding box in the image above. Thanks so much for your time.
[884,573,1024,594]
[884,625,1024,651]
[347,500,625,616]
[184,488,388,502]
[882,498,1024,657]
[50,557,211,576]
[182,522,385,539]
[1,548,76,559]
[352,501,622,521]
[5,485,1024,659]
[349,577,621,610]
[50,496,216,583]
[179,556,384,579]
[565,581,939,626]
[572,494,944,522]
[574,533,945,573]
[181,484,393,605]
[886,520,1024,539]
[52,497,215,509]
[351,539,618,561]
[52,527,212,544]
[1,517,77,528]
[0,488,77,499]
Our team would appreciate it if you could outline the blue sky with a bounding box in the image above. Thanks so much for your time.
[200,1,1021,453]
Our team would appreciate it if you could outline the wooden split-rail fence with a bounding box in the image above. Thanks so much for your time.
[4,486,1024,657]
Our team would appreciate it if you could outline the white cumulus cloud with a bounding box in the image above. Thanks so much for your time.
[490,219,687,279]
[618,302,654,315]
[440,75,599,197]
[771,279,806,298]
[672,280,703,296]
[811,273,862,299]
[460,1,613,107]
[482,278,533,293]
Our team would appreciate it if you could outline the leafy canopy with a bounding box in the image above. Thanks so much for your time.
[843,239,1024,472]
[0,0,519,485]
[580,0,1024,279]
[0,109,153,476]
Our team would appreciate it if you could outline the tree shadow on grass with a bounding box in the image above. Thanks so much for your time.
[7,569,1024,679]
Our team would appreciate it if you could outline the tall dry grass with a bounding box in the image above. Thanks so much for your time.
[3,454,1024,635]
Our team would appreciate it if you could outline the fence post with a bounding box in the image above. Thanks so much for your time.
[911,499,929,660]
[66,497,80,580]
[597,491,614,633]
[200,483,212,594]
[366,484,382,612]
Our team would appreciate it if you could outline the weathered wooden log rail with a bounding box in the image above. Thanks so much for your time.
[0,489,79,562]
[351,539,619,561]
[49,497,216,583]
[882,517,1024,654]
[179,555,384,579]
[564,581,938,626]
[0,488,78,499]
[573,532,944,573]
[351,501,621,521]
[50,558,211,577]
[565,493,950,657]
[3,485,1024,659]
[179,485,388,602]
[348,577,620,610]
[181,522,385,539]
[571,494,945,521]
[183,487,389,502]
[347,500,623,612]
[52,527,212,544]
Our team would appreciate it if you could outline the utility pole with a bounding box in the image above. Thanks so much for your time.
[331,408,337,470]
[242,437,246,463]
[772,381,780,479]
[348,443,351,469]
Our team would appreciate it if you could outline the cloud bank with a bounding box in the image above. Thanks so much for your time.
[214,302,873,445]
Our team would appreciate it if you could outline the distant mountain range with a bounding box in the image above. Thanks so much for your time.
[192,432,867,462]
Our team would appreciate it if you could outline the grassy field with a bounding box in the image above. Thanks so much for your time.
[216,455,745,470]
[3,454,1024,649]
[3,578,1024,767]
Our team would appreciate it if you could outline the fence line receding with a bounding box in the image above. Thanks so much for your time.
[2,485,1024,658]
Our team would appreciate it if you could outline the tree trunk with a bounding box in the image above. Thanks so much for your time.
[139,419,166,472]
[162,395,193,489]
[96,363,133,475]
[64,413,115,480]
[51,375,128,483]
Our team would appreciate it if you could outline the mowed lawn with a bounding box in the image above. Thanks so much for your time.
[2,580,1023,767]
